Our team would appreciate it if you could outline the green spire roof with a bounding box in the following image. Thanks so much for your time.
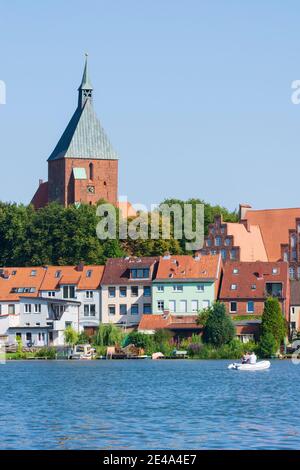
[78,53,93,91]
[48,57,118,162]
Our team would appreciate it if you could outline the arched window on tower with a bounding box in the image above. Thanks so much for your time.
[89,162,94,180]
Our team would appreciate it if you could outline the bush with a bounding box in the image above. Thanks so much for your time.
[35,347,56,359]
[124,332,154,351]
[77,332,90,344]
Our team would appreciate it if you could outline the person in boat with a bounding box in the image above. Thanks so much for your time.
[249,351,257,364]
[242,351,250,364]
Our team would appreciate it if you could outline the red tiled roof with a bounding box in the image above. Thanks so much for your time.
[155,254,221,281]
[0,267,46,301]
[219,261,289,299]
[138,314,199,331]
[40,265,104,291]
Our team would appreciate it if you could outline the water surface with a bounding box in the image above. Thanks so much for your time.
[0,360,299,449]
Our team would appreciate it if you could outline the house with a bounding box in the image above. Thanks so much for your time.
[152,253,222,315]
[202,204,300,281]
[101,257,158,326]
[290,281,300,336]
[39,264,104,337]
[219,261,290,342]
[0,264,104,346]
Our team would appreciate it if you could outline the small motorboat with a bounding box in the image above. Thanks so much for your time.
[228,360,271,371]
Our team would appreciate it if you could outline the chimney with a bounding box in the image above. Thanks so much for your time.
[239,203,252,221]
[76,262,84,272]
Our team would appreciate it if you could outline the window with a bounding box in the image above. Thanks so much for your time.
[283,251,288,262]
[108,305,116,316]
[233,268,239,274]
[157,285,164,292]
[25,304,32,313]
[108,287,116,298]
[230,284,237,290]
[169,300,176,312]
[8,305,15,315]
[297,267,300,280]
[63,286,75,299]
[84,304,96,316]
[131,305,139,315]
[179,300,187,313]
[191,300,199,313]
[173,285,183,292]
[131,286,139,297]
[48,291,55,297]
[247,301,254,313]
[266,282,283,297]
[202,300,210,309]
[272,268,278,275]
[30,270,37,277]
[86,270,92,278]
[26,332,32,342]
[120,287,127,297]
[251,284,256,290]
[225,238,231,246]
[215,236,221,246]
[65,322,72,328]
[86,291,93,299]
[196,285,204,292]
[230,249,237,260]
[221,249,227,260]
[55,270,61,278]
[291,234,297,248]
[230,302,237,313]
[34,304,41,313]
[157,301,164,311]
[130,268,150,279]
[210,250,217,255]
[143,304,151,314]
[206,239,212,247]
[89,162,94,181]
[120,304,127,315]
[143,286,151,297]
[289,267,295,280]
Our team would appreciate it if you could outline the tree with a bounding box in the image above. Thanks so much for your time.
[95,324,124,347]
[258,331,278,358]
[259,297,287,354]
[202,302,236,347]
[125,331,154,350]
[260,297,287,345]
[64,326,78,348]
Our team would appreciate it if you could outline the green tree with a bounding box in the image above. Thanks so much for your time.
[259,297,287,353]
[125,331,154,350]
[258,331,278,358]
[202,302,236,347]
[95,324,124,347]
[64,326,78,348]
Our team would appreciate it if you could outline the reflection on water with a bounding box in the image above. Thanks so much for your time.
[0,360,299,450]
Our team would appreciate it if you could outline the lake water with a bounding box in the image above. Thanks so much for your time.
[0,359,299,450]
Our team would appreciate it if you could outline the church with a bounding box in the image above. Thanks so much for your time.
[31,55,119,209]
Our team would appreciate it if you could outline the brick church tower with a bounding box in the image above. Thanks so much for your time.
[31,55,118,208]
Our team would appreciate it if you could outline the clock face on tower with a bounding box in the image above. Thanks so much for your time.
[87,185,95,194]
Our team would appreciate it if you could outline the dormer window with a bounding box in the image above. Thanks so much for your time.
[130,268,150,279]
[55,270,61,279]
[272,268,278,275]
[30,270,37,277]
[233,268,239,274]
[86,270,92,278]
[230,284,237,290]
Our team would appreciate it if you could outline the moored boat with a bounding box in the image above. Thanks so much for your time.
[228,360,271,371]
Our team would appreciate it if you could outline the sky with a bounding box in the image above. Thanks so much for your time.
[1,0,300,212]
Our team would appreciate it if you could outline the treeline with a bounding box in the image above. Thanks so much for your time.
[0,199,238,266]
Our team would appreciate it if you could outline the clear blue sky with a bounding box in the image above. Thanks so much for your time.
[1,0,300,211]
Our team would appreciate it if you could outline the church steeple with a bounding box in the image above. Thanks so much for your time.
[78,53,93,109]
